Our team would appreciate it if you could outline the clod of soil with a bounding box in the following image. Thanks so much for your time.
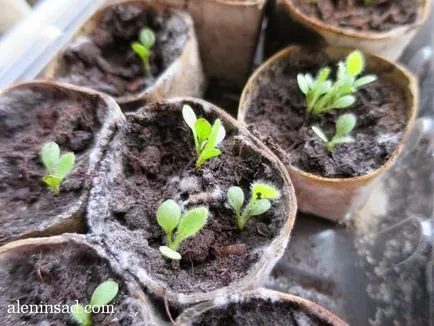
[54,3,188,98]
[90,101,290,295]
[189,298,337,326]
[290,0,418,32]
[245,47,408,178]
[0,85,106,244]
[0,238,148,326]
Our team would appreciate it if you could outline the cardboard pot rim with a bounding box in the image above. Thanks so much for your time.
[202,0,266,7]
[0,80,125,244]
[88,96,297,305]
[279,0,431,40]
[43,0,197,105]
[238,45,418,184]
[176,288,348,325]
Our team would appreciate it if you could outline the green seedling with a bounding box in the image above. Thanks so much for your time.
[227,182,281,230]
[40,141,75,195]
[297,50,377,116]
[71,280,119,326]
[312,113,357,152]
[157,199,208,260]
[182,104,226,170]
[131,27,155,74]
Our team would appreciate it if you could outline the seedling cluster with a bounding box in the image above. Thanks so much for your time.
[227,182,281,230]
[297,50,376,116]
[131,27,155,74]
[72,280,119,326]
[297,50,376,152]
[182,105,226,170]
[312,113,357,152]
[40,141,75,194]
[157,199,208,260]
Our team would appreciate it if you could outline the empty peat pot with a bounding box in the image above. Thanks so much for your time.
[277,0,430,61]
[43,0,204,109]
[155,0,267,88]
[87,97,297,306]
[176,288,348,325]
[0,234,163,325]
[0,81,124,245]
[238,46,417,221]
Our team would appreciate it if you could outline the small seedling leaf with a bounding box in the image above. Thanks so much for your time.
[216,124,226,144]
[204,119,222,151]
[157,199,181,235]
[90,280,119,307]
[197,148,221,167]
[71,304,90,326]
[312,126,328,143]
[227,186,244,213]
[297,74,309,95]
[318,67,331,81]
[251,183,281,201]
[335,114,356,137]
[56,153,75,179]
[337,61,346,80]
[131,42,148,59]
[40,142,60,172]
[195,118,212,145]
[331,95,356,109]
[159,246,181,260]
[318,80,332,95]
[354,75,377,88]
[42,175,61,194]
[250,199,271,216]
[346,50,364,76]
[176,207,208,243]
[332,135,355,145]
[139,27,155,49]
[182,105,197,131]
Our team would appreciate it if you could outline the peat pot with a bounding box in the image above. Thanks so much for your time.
[87,97,297,306]
[0,81,124,245]
[238,46,417,221]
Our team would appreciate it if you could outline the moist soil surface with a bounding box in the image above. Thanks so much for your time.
[191,298,336,326]
[0,240,142,325]
[97,102,289,294]
[0,86,103,244]
[245,48,408,178]
[290,0,418,32]
[54,3,188,98]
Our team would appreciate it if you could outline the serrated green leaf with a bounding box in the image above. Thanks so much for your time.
[159,246,181,260]
[71,303,91,326]
[139,27,155,49]
[90,280,119,307]
[56,152,75,179]
[175,207,208,245]
[354,75,377,88]
[312,126,328,143]
[42,175,61,194]
[251,183,281,201]
[40,142,60,173]
[204,119,222,151]
[195,118,212,146]
[335,114,356,137]
[131,42,148,59]
[250,199,271,216]
[297,74,309,94]
[346,50,364,76]
[331,95,356,109]
[157,199,181,236]
[227,186,244,213]
[182,105,197,131]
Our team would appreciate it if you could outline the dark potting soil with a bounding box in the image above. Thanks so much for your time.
[191,298,336,326]
[0,86,103,244]
[97,102,289,294]
[0,240,142,325]
[245,48,408,178]
[54,3,188,98]
[290,0,418,32]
